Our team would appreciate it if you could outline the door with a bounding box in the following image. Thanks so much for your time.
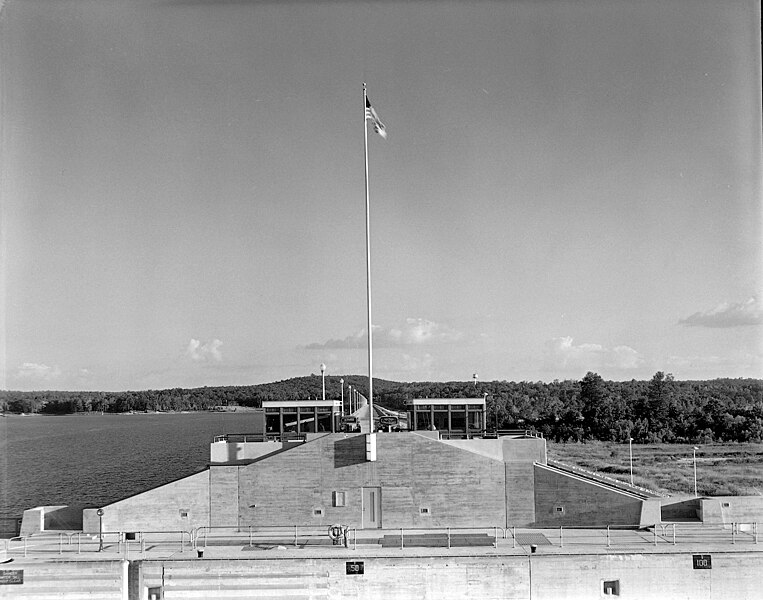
[362,487,382,529]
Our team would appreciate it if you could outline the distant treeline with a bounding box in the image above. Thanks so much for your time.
[2,373,761,444]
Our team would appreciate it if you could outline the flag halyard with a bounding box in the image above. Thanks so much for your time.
[365,97,387,139]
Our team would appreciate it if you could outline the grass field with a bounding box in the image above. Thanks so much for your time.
[547,441,763,497]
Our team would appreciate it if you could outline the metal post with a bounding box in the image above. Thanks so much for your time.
[494,526,498,548]
[447,527,451,549]
[77,533,81,554]
[97,508,104,552]
[629,437,634,486]
[353,528,357,551]
[400,528,404,549]
[607,526,610,548]
[363,83,375,434]
[321,364,326,401]
[672,523,676,546]
[294,525,298,547]
[732,523,735,545]
[249,525,253,547]
[512,526,516,549]
[560,526,563,548]
[654,525,657,546]
[693,446,699,497]
[59,533,63,555]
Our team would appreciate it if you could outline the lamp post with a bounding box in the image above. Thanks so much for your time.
[693,446,699,497]
[628,438,634,486]
[96,508,104,551]
[473,373,478,387]
[340,379,344,416]
[348,385,353,413]
[320,363,326,401]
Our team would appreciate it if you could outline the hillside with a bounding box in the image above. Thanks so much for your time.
[2,373,761,444]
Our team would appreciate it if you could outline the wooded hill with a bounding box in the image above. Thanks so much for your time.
[2,373,761,444]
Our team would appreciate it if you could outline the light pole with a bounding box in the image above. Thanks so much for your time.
[693,446,699,497]
[473,373,478,387]
[320,363,326,401]
[340,379,344,416]
[348,385,353,413]
[628,438,634,486]
[96,508,104,551]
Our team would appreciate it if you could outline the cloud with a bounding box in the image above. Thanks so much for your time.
[185,338,223,362]
[304,318,464,350]
[15,362,62,381]
[543,336,644,372]
[679,297,761,328]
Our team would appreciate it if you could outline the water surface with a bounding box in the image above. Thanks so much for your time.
[0,412,263,523]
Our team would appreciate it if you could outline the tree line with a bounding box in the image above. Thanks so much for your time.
[2,373,761,444]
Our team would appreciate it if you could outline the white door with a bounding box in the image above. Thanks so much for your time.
[362,487,381,529]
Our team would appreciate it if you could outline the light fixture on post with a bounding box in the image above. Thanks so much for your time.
[340,378,345,416]
[693,446,699,497]
[320,363,326,402]
[96,508,104,551]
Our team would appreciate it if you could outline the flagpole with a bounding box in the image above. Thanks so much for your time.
[363,82,374,434]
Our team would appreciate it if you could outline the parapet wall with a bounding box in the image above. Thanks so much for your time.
[135,551,763,600]
[5,551,760,600]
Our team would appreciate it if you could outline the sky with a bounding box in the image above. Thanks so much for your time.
[1,0,761,392]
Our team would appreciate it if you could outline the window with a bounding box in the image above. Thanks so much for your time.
[299,408,316,433]
[148,587,163,600]
[433,411,448,431]
[333,491,347,507]
[602,580,620,596]
[450,411,466,431]
[416,411,432,430]
[266,413,280,433]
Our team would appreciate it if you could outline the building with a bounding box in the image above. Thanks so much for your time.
[75,401,665,536]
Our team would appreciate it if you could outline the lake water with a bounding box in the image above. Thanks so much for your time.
[0,412,264,531]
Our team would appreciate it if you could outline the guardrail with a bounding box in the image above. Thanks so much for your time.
[2,523,758,559]
[2,530,192,558]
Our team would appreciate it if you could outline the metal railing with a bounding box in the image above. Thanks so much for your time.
[2,523,758,559]
[2,530,192,558]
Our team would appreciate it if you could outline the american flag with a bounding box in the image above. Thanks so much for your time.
[365,97,387,139]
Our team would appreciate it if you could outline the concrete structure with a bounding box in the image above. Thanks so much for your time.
[9,412,763,600]
[2,544,763,600]
[78,428,670,536]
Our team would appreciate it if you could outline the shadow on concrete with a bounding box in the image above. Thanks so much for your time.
[334,435,367,468]
[661,498,701,521]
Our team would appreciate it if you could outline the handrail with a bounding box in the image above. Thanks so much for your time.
[3,522,759,557]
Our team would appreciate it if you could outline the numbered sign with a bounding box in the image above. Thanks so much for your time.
[692,554,712,569]
[346,561,365,575]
